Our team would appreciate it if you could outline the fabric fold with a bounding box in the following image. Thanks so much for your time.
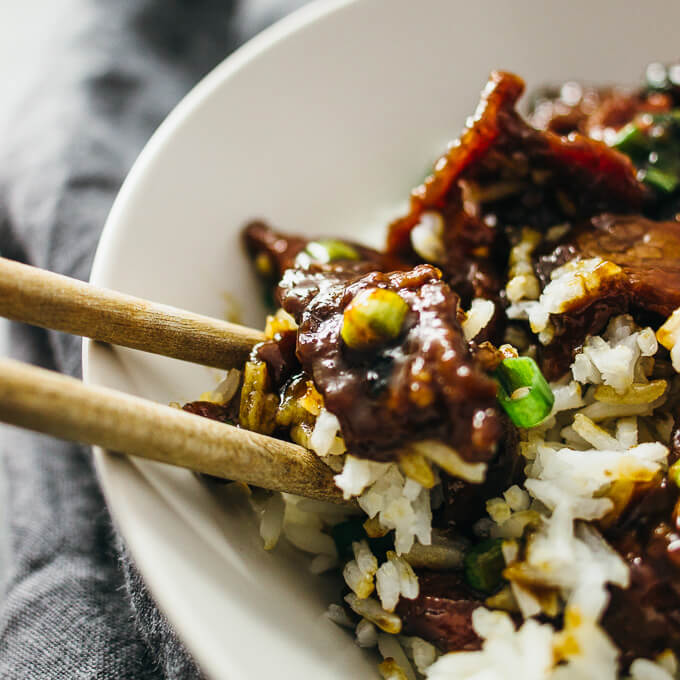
[0,0,306,676]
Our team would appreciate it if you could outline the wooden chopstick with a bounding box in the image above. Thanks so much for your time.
[0,257,265,369]
[0,357,347,504]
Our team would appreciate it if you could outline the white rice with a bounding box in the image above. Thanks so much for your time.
[277,494,347,561]
[426,608,555,680]
[410,211,446,265]
[344,540,378,599]
[283,522,338,557]
[406,440,487,483]
[309,553,338,574]
[505,227,542,303]
[507,257,623,344]
[486,497,512,524]
[657,307,680,373]
[503,484,530,511]
[258,492,285,550]
[424,605,675,680]
[399,636,438,675]
[572,329,649,394]
[376,560,401,612]
[310,408,346,456]
[462,298,496,341]
[325,603,354,629]
[356,618,379,648]
[334,455,390,498]
[375,551,419,612]
[550,380,586,414]
[630,659,676,680]
[378,633,417,680]
[212,368,242,403]
[335,456,432,555]
[242,308,678,680]
[428,315,679,678]
[572,413,625,450]
[344,593,402,635]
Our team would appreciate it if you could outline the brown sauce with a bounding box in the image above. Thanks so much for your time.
[279,264,502,463]
[538,215,680,378]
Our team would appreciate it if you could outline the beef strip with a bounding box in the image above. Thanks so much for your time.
[593,414,680,666]
[395,570,484,653]
[277,263,502,463]
[242,219,309,281]
[602,472,680,666]
[535,214,680,378]
[529,83,673,139]
[181,401,233,422]
[528,65,680,221]
[528,58,680,141]
[440,418,522,533]
[242,221,504,462]
[386,71,645,306]
[243,220,406,286]
[253,329,299,390]
[605,520,680,667]
[181,401,236,485]
[563,215,680,317]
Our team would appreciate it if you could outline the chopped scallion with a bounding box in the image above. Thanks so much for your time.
[669,460,680,488]
[494,357,554,428]
[611,122,646,154]
[304,239,360,264]
[341,288,408,350]
[608,109,680,196]
[643,166,680,194]
[464,538,506,593]
[331,518,393,562]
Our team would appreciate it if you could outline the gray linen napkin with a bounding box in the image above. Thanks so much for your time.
[0,0,305,676]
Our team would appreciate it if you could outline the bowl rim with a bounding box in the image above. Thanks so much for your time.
[78,3,680,675]
[82,0,359,676]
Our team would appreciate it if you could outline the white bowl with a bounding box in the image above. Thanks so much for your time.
[83,0,680,677]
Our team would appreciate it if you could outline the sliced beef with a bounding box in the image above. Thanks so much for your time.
[536,214,680,377]
[396,570,484,653]
[181,401,233,423]
[243,219,309,281]
[529,83,673,139]
[253,330,299,390]
[278,264,502,463]
[603,472,680,667]
[243,220,405,284]
[386,71,644,305]
[440,419,522,533]
[562,215,680,318]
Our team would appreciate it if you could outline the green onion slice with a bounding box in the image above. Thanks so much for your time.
[611,121,646,154]
[341,288,408,350]
[642,166,680,194]
[609,110,680,195]
[464,538,506,593]
[669,460,680,488]
[302,239,360,265]
[331,518,393,562]
[494,357,554,428]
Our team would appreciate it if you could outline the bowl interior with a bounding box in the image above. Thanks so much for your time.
[84,0,680,677]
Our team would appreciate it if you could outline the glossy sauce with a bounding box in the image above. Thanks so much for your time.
[279,264,502,463]
[233,68,680,665]
[538,215,680,378]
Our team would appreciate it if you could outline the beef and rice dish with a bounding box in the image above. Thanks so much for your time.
[183,64,680,679]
